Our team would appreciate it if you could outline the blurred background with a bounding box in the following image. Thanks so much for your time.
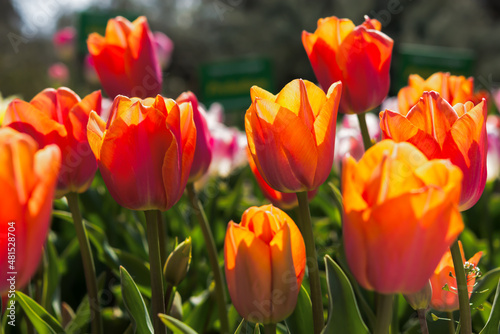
[1,0,500,124]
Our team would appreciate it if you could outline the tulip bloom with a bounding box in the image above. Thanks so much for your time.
[380,91,487,210]
[0,128,61,294]
[87,16,162,99]
[246,79,341,193]
[4,87,102,197]
[302,16,393,114]
[430,242,482,312]
[342,140,464,294]
[224,205,306,324]
[398,72,474,114]
[176,91,213,182]
[87,95,196,211]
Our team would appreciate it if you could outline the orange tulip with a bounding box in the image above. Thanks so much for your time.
[176,91,213,182]
[87,95,196,211]
[398,72,474,114]
[248,151,316,210]
[4,87,101,197]
[246,79,341,193]
[430,242,482,312]
[224,205,306,324]
[0,128,61,294]
[302,16,393,114]
[87,16,162,99]
[380,91,487,210]
[342,140,464,294]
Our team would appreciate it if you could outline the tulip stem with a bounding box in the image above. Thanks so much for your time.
[450,240,472,334]
[357,113,373,151]
[374,293,393,334]
[66,192,102,334]
[447,312,456,334]
[263,323,276,334]
[145,210,166,334]
[297,191,324,334]
[417,309,429,334]
[186,183,230,334]
[157,210,167,266]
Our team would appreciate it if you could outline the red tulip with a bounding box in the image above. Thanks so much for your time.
[343,140,464,294]
[380,91,487,210]
[246,79,341,192]
[87,95,196,211]
[224,205,306,324]
[0,128,61,294]
[87,16,162,99]
[430,242,482,312]
[176,91,213,182]
[4,87,102,197]
[302,16,393,114]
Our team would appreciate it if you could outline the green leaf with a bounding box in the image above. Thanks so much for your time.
[479,276,500,334]
[158,314,198,334]
[285,285,313,334]
[471,268,500,311]
[120,266,154,334]
[16,291,64,334]
[322,255,369,334]
[42,234,60,313]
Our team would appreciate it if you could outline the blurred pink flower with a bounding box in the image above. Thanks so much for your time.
[487,114,500,181]
[53,27,76,61]
[154,31,174,69]
[48,62,69,86]
[205,103,247,178]
[334,113,380,170]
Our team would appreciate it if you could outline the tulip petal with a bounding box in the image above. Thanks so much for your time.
[269,223,299,323]
[405,91,458,146]
[274,80,316,131]
[336,25,393,113]
[225,222,272,323]
[4,99,67,142]
[87,111,107,160]
[250,85,275,103]
[30,88,80,124]
[69,90,102,142]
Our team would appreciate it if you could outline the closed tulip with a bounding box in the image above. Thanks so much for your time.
[246,79,341,193]
[176,91,213,182]
[398,72,474,114]
[430,241,482,312]
[4,87,101,197]
[87,16,162,99]
[342,140,464,294]
[302,16,393,114]
[0,128,61,294]
[380,91,487,210]
[224,205,306,324]
[87,95,196,211]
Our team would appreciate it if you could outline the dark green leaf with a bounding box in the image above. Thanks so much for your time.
[120,266,154,334]
[285,285,313,334]
[479,276,500,334]
[322,255,369,334]
[16,291,64,334]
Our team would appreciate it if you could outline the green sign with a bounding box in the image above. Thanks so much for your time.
[199,57,274,115]
[395,44,475,93]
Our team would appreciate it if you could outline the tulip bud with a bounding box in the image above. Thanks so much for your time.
[404,281,432,310]
[163,237,192,287]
